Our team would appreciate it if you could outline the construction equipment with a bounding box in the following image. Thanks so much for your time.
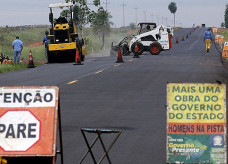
[111,22,173,56]
[201,24,206,27]
[47,2,86,63]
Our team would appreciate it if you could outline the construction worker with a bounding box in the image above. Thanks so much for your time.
[42,30,49,60]
[203,27,213,53]
[12,36,23,63]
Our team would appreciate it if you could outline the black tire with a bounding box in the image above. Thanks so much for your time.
[149,42,162,55]
[131,42,144,55]
[122,44,129,56]
[47,51,55,63]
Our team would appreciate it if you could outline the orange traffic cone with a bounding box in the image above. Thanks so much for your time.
[182,35,185,41]
[28,50,35,68]
[176,37,179,43]
[116,47,124,63]
[74,48,83,65]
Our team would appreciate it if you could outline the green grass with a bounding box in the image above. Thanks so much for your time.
[217,28,228,42]
[0,26,140,73]
[0,63,28,73]
[220,30,228,42]
[0,27,48,61]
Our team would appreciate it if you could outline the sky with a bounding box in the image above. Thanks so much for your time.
[0,0,227,28]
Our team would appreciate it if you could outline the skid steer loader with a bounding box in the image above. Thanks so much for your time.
[111,23,173,56]
[46,2,86,63]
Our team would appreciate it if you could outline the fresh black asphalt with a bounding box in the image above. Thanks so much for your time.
[0,28,227,164]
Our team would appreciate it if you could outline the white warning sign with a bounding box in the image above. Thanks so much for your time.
[0,88,56,107]
[0,110,40,151]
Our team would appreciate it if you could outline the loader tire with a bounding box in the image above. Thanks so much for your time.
[47,51,55,63]
[149,42,162,55]
[122,44,129,56]
[131,42,144,55]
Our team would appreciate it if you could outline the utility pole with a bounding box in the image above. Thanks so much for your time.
[144,11,147,22]
[122,2,127,27]
[134,8,138,25]
[151,14,153,22]
[103,0,110,11]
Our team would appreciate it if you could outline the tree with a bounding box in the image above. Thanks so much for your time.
[225,3,228,28]
[93,0,100,6]
[168,2,177,27]
[129,22,136,29]
[60,10,71,21]
[64,0,100,36]
[90,7,112,49]
[221,22,225,28]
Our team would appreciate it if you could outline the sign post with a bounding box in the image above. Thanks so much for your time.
[167,83,226,163]
[0,86,62,164]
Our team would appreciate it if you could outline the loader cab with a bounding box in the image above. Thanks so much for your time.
[138,23,157,34]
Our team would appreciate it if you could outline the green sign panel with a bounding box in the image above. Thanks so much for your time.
[167,83,226,163]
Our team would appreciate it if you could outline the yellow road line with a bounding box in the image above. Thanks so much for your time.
[114,64,121,67]
[95,70,103,74]
[67,80,78,85]
[128,59,134,62]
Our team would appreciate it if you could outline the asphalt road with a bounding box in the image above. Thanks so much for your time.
[0,28,227,164]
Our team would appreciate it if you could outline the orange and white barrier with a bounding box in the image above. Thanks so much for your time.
[215,35,222,43]
[219,36,224,49]
[222,42,228,58]
[215,35,224,49]
[213,28,218,33]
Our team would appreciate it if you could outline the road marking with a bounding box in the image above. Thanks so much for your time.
[114,64,121,67]
[67,80,78,85]
[95,70,103,74]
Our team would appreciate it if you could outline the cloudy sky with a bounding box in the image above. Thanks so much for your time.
[0,0,227,27]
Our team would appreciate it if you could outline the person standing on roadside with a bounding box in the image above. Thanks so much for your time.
[203,27,213,53]
[12,36,23,63]
[43,30,49,60]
